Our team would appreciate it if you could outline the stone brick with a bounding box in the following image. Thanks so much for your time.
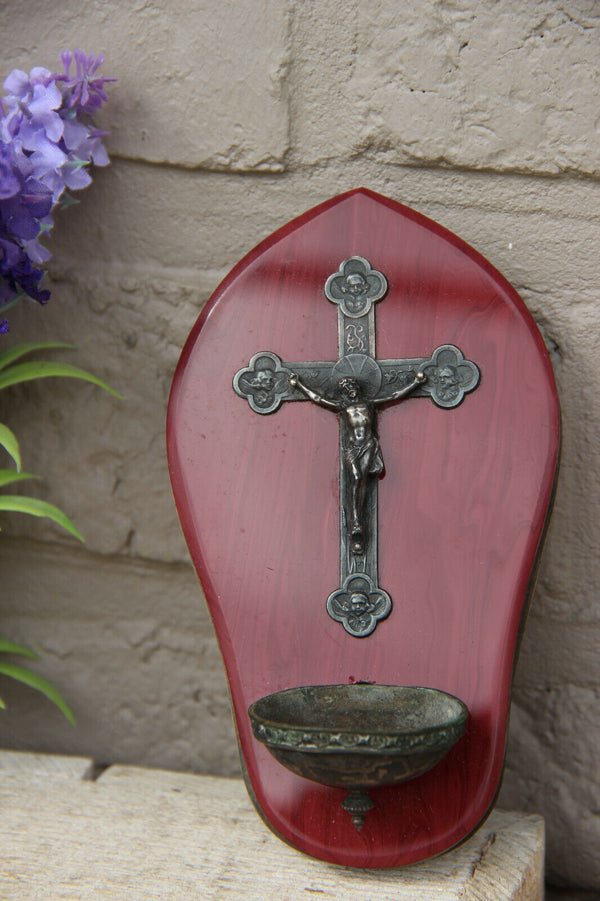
[529,330,600,624]
[0,540,239,776]
[292,0,600,175]
[41,159,600,293]
[516,617,600,688]
[0,0,291,171]
[0,262,210,560]
[507,614,600,890]
[501,684,600,889]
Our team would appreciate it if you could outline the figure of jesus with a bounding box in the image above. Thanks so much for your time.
[288,370,426,555]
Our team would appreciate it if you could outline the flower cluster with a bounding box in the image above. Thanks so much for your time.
[0,51,115,333]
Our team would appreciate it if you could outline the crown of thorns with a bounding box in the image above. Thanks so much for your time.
[338,376,361,392]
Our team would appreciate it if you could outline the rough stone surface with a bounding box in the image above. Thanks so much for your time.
[29,160,600,280]
[0,259,212,560]
[0,0,291,171]
[0,540,240,776]
[502,687,600,890]
[500,615,600,891]
[292,1,600,175]
[1,2,600,894]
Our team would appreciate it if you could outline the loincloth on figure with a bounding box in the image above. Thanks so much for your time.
[345,436,384,477]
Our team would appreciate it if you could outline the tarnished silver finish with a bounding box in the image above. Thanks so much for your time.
[248,683,468,829]
[378,345,480,409]
[290,362,424,561]
[421,344,480,407]
[232,257,481,636]
[233,351,292,414]
[233,354,335,414]
[341,791,375,831]
[324,256,388,319]
[326,572,391,637]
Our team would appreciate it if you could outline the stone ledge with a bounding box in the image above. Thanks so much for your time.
[0,750,543,900]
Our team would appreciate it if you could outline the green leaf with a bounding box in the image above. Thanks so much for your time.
[59,193,79,208]
[0,662,75,724]
[65,158,89,170]
[0,293,25,313]
[0,423,21,470]
[0,361,121,397]
[0,495,84,541]
[0,342,75,372]
[0,638,38,659]
[0,470,39,488]
[0,695,5,710]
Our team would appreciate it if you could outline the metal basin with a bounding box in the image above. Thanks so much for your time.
[249,684,467,827]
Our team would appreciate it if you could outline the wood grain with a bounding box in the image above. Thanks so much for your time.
[167,188,560,866]
[0,752,544,900]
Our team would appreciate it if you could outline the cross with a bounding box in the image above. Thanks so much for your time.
[233,256,480,637]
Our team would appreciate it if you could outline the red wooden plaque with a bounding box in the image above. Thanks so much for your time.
[167,189,560,867]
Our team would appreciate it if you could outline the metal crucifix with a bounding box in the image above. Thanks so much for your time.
[233,256,480,637]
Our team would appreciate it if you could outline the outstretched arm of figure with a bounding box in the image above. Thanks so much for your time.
[375,371,426,405]
[289,373,340,410]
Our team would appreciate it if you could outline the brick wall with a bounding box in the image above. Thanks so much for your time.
[1,1,599,891]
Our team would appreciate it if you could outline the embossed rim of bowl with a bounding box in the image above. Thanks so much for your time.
[248,684,468,754]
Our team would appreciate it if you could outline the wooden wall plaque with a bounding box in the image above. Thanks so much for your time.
[167,188,560,867]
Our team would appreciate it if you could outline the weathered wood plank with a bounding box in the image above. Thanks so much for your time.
[0,749,92,779]
[0,756,543,899]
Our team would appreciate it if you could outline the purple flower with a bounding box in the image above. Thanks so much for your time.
[0,50,114,327]
[2,71,66,203]
[0,169,52,305]
[21,81,64,144]
[0,141,20,199]
[0,174,52,241]
[0,238,50,306]
[55,50,116,116]
[63,120,110,167]
[2,68,63,148]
